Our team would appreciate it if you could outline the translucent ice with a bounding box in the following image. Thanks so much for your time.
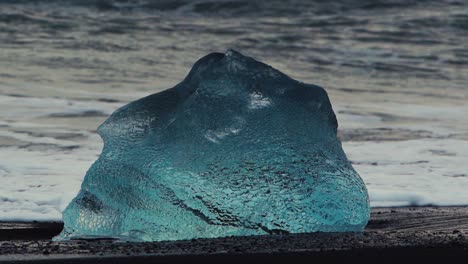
[55,50,370,242]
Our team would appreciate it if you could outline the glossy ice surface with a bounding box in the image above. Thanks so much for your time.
[55,50,369,242]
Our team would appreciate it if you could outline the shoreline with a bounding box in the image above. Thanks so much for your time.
[0,206,467,262]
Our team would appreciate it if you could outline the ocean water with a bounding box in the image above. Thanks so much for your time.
[0,0,467,221]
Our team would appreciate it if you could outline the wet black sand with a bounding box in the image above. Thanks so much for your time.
[1,207,467,263]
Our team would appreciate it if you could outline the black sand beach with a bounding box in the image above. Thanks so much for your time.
[1,207,467,263]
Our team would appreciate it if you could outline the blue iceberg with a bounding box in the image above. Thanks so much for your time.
[55,50,370,242]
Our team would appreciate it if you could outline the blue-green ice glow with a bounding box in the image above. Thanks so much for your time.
[54,50,370,242]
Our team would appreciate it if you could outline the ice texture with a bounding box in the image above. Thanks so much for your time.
[54,50,370,242]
